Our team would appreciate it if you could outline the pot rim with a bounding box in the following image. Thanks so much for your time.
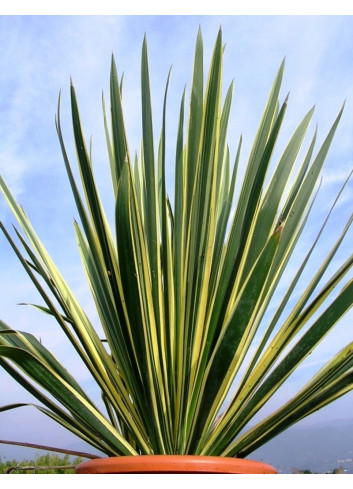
[75,454,277,474]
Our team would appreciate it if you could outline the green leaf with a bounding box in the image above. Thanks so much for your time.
[189,227,282,452]
[0,345,137,456]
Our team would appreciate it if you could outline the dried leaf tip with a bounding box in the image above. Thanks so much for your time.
[274,221,285,234]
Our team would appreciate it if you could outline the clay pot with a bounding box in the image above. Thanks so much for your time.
[75,455,277,474]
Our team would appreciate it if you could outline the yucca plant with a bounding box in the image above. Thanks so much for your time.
[1,28,353,459]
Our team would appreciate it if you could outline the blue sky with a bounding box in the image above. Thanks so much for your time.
[1,14,353,460]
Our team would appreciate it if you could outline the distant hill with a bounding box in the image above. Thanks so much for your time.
[251,419,353,473]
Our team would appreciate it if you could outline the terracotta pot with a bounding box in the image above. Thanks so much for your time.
[75,455,277,474]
